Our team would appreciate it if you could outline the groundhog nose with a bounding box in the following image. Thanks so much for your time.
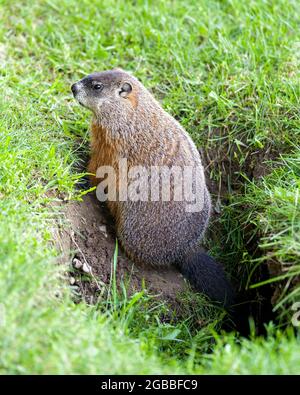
[71,83,79,95]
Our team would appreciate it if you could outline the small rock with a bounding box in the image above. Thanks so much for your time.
[69,277,76,285]
[99,225,108,237]
[82,262,91,273]
[73,258,83,270]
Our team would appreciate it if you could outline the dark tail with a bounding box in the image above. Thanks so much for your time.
[177,250,234,308]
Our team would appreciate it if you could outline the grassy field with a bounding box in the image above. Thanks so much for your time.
[0,0,300,374]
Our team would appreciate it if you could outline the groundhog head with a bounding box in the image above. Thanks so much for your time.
[71,68,140,125]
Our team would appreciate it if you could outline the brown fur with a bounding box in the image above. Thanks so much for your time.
[88,122,117,185]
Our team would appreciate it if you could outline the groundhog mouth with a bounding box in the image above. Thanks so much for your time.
[71,83,86,108]
[74,95,87,108]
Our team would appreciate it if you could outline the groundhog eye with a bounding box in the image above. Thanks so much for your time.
[93,83,103,91]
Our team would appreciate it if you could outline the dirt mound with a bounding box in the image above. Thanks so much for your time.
[56,193,187,307]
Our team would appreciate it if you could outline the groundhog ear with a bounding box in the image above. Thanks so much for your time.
[119,82,132,98]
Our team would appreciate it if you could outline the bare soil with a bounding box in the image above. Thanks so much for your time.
[55,193,187,308]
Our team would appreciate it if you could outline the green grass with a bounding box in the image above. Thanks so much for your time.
[0,0,299,374]
[223,153,300,321]
[196,325,300,374]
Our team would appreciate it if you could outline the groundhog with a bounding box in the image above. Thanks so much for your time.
[71,68,233,307]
